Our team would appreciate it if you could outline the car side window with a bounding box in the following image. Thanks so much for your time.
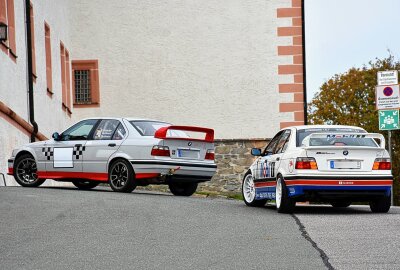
[274,130,291,154]
[93,120,120,140]
[112,124,126,140]
[61,119,98,141]
[264,131,283,155]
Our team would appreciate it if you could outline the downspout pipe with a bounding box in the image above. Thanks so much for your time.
[25,0,38,142]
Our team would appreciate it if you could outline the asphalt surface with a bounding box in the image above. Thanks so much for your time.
[0,187,399,270]
[295,205,400,270]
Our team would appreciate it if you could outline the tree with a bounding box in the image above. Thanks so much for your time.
[308,56,400,205]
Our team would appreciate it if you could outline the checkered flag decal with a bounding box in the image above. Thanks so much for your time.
[42,147,53,160]
[73,144,86,160]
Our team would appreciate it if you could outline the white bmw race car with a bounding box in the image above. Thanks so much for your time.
[242,125,393,213]
[8,118,216,196]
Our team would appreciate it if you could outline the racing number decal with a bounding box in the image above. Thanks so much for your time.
[257,160,276,179]
[270,162,275,178]
[262,161,269,177]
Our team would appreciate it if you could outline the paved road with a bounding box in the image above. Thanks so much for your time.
[0,187,399,270]
[296,205,400,270]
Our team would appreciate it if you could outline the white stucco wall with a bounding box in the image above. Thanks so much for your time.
[69,0,292,139]
[0,0,73,185]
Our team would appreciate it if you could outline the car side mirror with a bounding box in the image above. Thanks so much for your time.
[251,148,262,156]
[52,132,61,141]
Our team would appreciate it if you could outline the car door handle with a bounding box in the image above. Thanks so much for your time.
[108,143,116,147]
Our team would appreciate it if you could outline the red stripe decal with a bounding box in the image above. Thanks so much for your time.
[255,181,276,188]
[285,179,393,186]
[135,173,160,179]
[37,171,108,181]
[37,171,161,181]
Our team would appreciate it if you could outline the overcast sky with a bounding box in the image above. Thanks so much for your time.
[305,0,400,102]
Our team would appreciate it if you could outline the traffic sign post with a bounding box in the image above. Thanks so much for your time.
[378,110,400,130]
[378,70,398,86]
[376,70,399,206]
[375,85,400,110]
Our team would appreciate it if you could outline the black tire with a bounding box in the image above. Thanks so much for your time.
[370,195,391,213]
[13,154,45,187]
[108,159,136,193]
[242,172,267,207]
[72,180,99,190]
[276,175,295,213]
[331,201,351,208]
[168,182,198,196]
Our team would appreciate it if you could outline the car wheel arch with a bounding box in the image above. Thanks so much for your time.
[107,157,136,176]
[15,150,35,163]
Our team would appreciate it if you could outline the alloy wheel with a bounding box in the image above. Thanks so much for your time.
[16,157,38,184]
[110,162,129,188]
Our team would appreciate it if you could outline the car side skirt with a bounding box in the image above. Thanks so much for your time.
[36,171,164,182]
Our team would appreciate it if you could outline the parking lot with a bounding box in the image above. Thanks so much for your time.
[0,187,399,270]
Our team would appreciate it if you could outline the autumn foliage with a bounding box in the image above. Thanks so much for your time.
[308,56,400,205]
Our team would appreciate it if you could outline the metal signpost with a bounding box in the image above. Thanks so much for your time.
[376,70,399,205]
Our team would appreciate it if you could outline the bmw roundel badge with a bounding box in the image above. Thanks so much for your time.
[343,150,349,156]
[188,142,192,146]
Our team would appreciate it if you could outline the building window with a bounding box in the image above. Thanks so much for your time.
[65,49,71,109]
[60,43,72,114]
[0,0,16,61]
[44,23,52,95]
[74,70,91,104]
[30,3,36,81]
[72,60,100,107]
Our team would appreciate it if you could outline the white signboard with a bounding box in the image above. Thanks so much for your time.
[376,85,400,110]
[53,147,73,168]
[377,70,398,86]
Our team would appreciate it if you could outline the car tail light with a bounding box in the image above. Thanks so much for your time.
[151,145,170,157]
[295,157,318,170]
[372,158,391,170]
[205,149,215,160]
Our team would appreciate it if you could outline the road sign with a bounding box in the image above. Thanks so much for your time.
[376,85,400,110]
[378,70,398,86]
[379,110,400,130]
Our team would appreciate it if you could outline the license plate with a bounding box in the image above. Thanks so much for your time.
[330,160,361,169]
[177,149,200,159]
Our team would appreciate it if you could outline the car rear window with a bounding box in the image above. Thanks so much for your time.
[130,121,189,138]
[296,128,378,147]
[130,121,170,136]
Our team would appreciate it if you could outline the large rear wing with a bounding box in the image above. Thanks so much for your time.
[302,133,385,149]
[154,125,214,143]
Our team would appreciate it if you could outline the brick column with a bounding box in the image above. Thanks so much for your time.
[277,0,305,129]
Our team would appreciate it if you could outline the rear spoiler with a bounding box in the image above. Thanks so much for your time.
[154,125,214,143]
[302,133,385,149]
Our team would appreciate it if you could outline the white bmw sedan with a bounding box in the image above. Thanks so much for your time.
[242,125,393,213]
[8,118,217,196]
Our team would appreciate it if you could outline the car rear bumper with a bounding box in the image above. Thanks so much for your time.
[285,175,392,199]
[254,175,392,200]
[130,159,217,183]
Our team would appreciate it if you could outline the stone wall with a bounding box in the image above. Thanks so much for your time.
[199,138,270,193]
